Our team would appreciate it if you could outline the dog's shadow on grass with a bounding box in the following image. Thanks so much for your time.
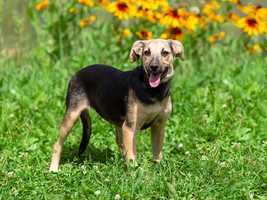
[60,144,116,165]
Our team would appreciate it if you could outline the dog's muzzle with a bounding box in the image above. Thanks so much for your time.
[148,66,168,88]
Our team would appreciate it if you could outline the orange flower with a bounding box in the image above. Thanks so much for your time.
[209,35,218,43]
[107,1,136,20]
[236,17,265,36]
[136,28,153,39]
[90,16,96,23]
[36,0,49,10]
[79,18,88,27]
[209,32,225,43]
[245,44,261,54]
[115,28,131,39]
[219,32,225,38]
[252,44,260,52]
[122,29,130,37]
[78,0,94,7]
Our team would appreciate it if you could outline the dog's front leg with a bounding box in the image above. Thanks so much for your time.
[122,122,138,166]
[150,120,166,160]
[151,96,172,161]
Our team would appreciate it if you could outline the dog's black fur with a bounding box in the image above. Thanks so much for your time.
[66,64,171,154]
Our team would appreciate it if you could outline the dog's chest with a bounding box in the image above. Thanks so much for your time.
[136,101,164,129]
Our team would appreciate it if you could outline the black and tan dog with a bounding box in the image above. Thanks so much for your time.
[49,39,184,172]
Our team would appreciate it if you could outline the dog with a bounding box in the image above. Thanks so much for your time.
[49,39,184,172]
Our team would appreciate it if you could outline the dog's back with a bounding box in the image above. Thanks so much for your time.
[67,64,129,126]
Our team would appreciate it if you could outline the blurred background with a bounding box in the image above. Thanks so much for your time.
[0,0,266,61]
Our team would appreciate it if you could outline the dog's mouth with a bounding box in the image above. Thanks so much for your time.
[148,68,168,88]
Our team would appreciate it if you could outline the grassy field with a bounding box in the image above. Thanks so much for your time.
[1,39,266,199]
[1,0,267,199]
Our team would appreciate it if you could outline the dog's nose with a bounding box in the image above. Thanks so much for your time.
[150,65,159,72]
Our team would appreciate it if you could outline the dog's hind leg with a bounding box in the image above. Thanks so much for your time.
[79,109,92,155]
[114,125,124,153]
[49,107,85,172]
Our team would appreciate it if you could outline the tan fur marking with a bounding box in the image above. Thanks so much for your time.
[151,95,172,159]
[129,39,185,84]
[49,102,88,172]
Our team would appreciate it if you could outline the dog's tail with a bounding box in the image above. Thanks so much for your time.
[79,110,92,155]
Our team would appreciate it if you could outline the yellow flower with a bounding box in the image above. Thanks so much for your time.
[241,3,267,20]
[107,1,136,20]
[160,33,168,39]
[160,7,187,28]
[161,27,184,40]
[219,32,225,38]
[79,18,88,27]
[136,28,153,39]
[136,0,158,11]
[135,7,152,17]
[78,0,94,7]
[184,14,199,33]
[202,4,214,16]
[90,16,96,23]
[252,44,260,52]
[255,7,267,20]
[209,35,218,43]
[211,0,221,9]
[97,0,110,8]
[236,17,265,36]
[223,0,243,9]
[202,3,223,23]
[154,0,168,8]
[115,29,131,39]
[69,7,78,14]
[36,0,49,10]
[198,16,209,29]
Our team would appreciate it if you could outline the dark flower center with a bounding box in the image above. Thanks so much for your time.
[246,18,257,27]
[173,28,182,35]
[141,31,148,38]
[117,3,128,11]
[172,9,179,18]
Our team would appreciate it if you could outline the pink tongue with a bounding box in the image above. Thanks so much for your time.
[149,74,161,88]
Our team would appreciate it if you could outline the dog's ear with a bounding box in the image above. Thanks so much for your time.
[168,40,184,61]
[130,40,147,63]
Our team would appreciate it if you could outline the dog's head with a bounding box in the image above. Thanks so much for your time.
[130,39,184,88]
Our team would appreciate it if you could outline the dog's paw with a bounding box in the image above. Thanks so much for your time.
[49,166,60,172]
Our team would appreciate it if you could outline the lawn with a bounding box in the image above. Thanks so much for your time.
[0,0,266,199]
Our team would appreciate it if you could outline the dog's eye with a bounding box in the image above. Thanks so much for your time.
[144,50,150,56]
[162,51,169,57]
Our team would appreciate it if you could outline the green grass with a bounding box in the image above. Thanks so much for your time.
[0,32,267,199]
